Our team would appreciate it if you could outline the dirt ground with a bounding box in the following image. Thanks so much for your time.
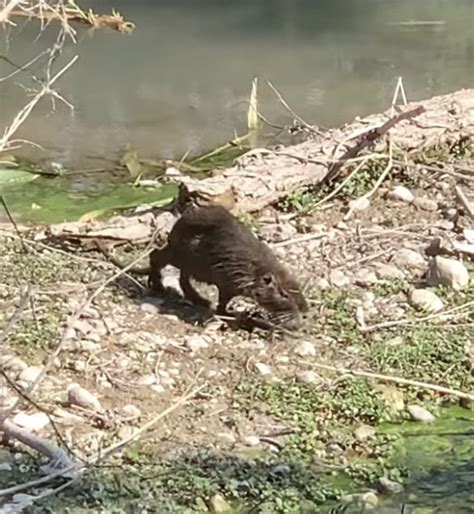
[1,160,473,513]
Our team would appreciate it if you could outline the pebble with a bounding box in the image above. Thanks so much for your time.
[413,197,438,211]
[295,370,321,385]
[407,405,436,423]
[392,249,426,270]
[137,374,157,386]
[140,302,160,315]
[254,363,272,376]
[329,269,350,288]
[184,334,209,352]
[242,435,260,447]
[426,256,470,291]
[0,463,12,472]
[315,278,331,289]
[18,367,42,385]
[408,289,444,313]
[12,412,50,432]
[78,340,100,353]
[387,185,415,203]
[295,341,317,357]
[67,384,102,412]
[117,425,138,440]
[2,358,28,376]
[73,318,93,336]
[377,477,404,494]
[121,404,141,419]
[151,384,166,394]
[209,493,232,513]
[353,269,379,286]
[375,264,405,280]
[353,424,376,441]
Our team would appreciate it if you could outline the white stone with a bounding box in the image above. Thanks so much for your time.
[242,435,260,447]
[295,341,317,357]
[387,185,415,203]
[295,370,320,385]
[254,363,272,376]
[413,197,438,211]
[12,412,50,432]
[121,404,142,419]
[392,249,425,270]
[185,334,209,352]
[67,384,102,412]
[408,289,444,313]
[137,374,157,386]
[426,256,470,291]
[18,366,42,384]
[329,269,350,287]
[407,405,435,423]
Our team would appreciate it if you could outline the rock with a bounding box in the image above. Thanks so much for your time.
[18,366,42,385]
[408,289,444,313]
[315,278,331,289]
[121,404,141,419]
[78,340,100,353]
[295,370,321,385]
[254,363,272,376]
[329,269,350,287]
[361,292,375,303]
[73,318,93,336]
[71,360,86,372]
[67,384,102,412]
[137,374,157,386]
[361,491,379,508]
[377,477,404,495]
[425,256,470,291]
[0,356,28,373]
[387,186,415,203]
[392,249,426,270]
[295,341,316,357]
[209,493,232,513]
[413,197,438,211]
[184,334,209,352]
[353,424,376,441]
[272,464,291,475]
[407,405,435,423]
[348,196,371,213]
[375,264,405,280]
[140,302,160,315]
[353,269,379,286]
[117,426,138,441]
[12,412,50,432]
[327,442,344,455]
[151,384,166,393]
[242,435,260,447]
[0,463,12,472]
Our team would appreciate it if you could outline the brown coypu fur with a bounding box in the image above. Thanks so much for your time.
[149,205,308,329]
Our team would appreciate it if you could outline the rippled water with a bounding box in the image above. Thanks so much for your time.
[0,0,473,166]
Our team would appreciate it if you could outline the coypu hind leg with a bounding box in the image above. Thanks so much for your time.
[179,272,211,308]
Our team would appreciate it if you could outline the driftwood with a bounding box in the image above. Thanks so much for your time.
[42,88,474,247]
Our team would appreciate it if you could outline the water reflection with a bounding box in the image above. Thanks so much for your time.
[0,0,472,166]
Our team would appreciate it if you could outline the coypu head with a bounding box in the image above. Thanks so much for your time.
[252,267,308,330]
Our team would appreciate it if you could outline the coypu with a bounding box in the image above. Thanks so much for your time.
[148,205,308,329]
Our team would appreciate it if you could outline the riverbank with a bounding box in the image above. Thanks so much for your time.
[0,90,473,513]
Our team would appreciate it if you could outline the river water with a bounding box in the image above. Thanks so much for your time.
[0,0,473,167]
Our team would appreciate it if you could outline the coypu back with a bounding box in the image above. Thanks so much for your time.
[167,205,308,326]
